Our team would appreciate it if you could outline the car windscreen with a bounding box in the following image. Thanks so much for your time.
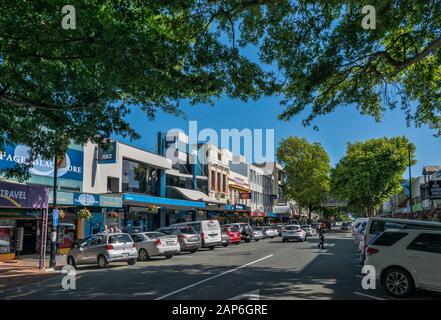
[179,227,197,235]
[301,225,311,229]
[228,227,240,233]
[284,226,299,230]
[108,234,132,243]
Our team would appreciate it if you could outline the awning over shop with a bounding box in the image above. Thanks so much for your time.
[48,191,122,208]
[272,205,291,214]
[123,193,206,210]
[167,186,226,205]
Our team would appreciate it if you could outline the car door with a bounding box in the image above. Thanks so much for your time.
[142,233,157,256]
[76,237,92,264]
[406,233,441,290]
[84,235,104,263]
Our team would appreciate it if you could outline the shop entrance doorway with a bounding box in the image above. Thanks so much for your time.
[16,220,37,254]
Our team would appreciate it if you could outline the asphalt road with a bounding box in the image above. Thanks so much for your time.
[2,230,440,300]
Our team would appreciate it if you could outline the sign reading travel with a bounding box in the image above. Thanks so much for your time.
[429,181,441,199]
[0,144,83,181]
[0,182,49,208]
[73,193,100,206]
[97,141,117,164]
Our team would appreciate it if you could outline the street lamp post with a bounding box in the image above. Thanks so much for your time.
[49,155,58,269]
[408,144,413,215]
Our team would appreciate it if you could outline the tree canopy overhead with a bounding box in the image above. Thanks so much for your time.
[330,136,416,217]
[1,1,439,163]
[277,136,330,221]
[0,0,275,161]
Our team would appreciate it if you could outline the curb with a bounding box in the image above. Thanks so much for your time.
[0,273,62,298]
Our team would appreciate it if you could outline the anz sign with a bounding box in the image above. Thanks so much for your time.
[0,144,83,181]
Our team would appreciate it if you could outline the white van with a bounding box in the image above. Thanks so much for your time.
[172,220,222,250]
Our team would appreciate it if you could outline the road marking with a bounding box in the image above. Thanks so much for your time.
[353,291,385,300]
[228,289,260,300]
[155,255,274,300]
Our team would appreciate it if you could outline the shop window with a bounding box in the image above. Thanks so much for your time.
[122,159,159,195]
[0,221,16,254]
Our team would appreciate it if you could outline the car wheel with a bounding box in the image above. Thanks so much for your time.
[209,246,215,250]
[222,243,229,247]
[254,239,259,242]
[128,259,137,265]
[97,255,109,269]
[383,267,415,298]
[67,256,76,269]
[283,239,287,243]
[245,238,251,243]
[164,253,174,259]
[235,242,240,245]
[138,248,150,261]
[190,249,198,254]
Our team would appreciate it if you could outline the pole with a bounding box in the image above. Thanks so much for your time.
[49,155,58,269]
[408,144,413,215]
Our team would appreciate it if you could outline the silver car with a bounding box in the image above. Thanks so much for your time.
[252,229,264,241]
[156,226,201,253]
[67,233,138,269]
[131,232,180,261]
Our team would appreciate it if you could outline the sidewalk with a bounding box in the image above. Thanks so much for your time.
[0,255,66,294]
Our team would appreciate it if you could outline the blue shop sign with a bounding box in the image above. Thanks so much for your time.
[73,193,100,206]
[0,144,83,181]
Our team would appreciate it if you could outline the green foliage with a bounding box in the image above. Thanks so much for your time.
[277,137,331,218]
[331,136,415,216]
[0,1,275,169]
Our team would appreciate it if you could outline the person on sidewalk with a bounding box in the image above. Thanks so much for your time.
[317,224,325,249]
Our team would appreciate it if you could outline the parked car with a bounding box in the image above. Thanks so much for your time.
[252,229,264,241]
[352,218,368,236]
[130,232,180,261]
[301,225,316,236]
[221,225,241,245]
[172,220,222,250]
[67,233,138,269]
[282,225,307,242]
[365,229,441,298]
[254,226,276,239]
[341,222,349,231]
[224,223,253,243]
[221,231,230,247]
[156,226,201,253]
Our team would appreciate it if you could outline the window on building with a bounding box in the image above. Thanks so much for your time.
[217,172,221,192]
[107,177,120,193]
[211,170,216,190]
[122,159,159,195]
[223,174,227,193]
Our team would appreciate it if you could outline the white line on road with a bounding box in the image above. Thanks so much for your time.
[155,254,274,300]
[353,291,385,300]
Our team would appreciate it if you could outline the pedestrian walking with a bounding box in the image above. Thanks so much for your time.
[103,224,110,233]
[317,224,325,249]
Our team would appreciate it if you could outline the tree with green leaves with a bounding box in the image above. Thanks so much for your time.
[277,137,331,222]
[2,1,439,178]
[0,1,275,177]
[331,136,416,217]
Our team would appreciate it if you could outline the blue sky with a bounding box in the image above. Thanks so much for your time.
[114,94,441,178]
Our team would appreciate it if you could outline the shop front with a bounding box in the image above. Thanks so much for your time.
[122,193,206,232]
[47,191,122,254]
[0,182,48,261]
[248,211,267,226]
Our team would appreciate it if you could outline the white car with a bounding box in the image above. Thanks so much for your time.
[301,225,316,237]
[282,225,307,242]
[131,232,180,260]
[365,229,441,298]
[352,218,368,236]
